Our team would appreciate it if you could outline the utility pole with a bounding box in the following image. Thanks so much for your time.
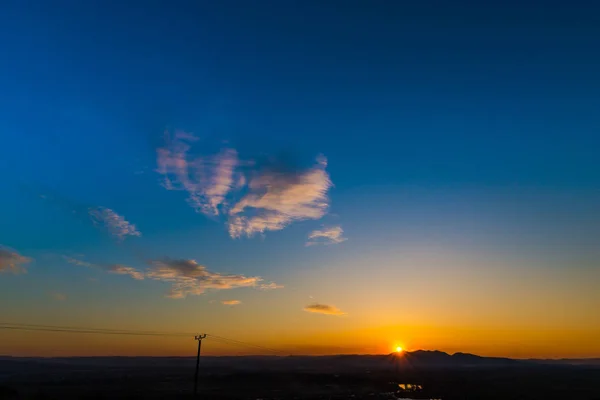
[194,334,207,396]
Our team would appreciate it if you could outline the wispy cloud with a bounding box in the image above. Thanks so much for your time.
[64,254,280,299]
[258,282,285,290]
[155,132,337,239]
[0,247,32,274]
[303,303,346,316]
[107,264,145,280]
[50,292,67,301]
[306,225,347,246]
[63,255,94,268]
[88,207,141,240]
[221,300,241,305]
[26,186,141,242]
[228,155,332,238]
[156,131,240,216]
[64,256,144,280]
[146,258,274,299]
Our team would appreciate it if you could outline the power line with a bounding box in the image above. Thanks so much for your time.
[207,337,281,355]
[0,323,288,355]
[0,325,188,337]
[206,334,284,355]
[0,322,193,336]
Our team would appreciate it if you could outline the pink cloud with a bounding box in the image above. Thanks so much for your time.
[146,258,265,299]
[221,300,241,305]
[228,156,332,238]
[88,207,141,240]
[306,225,347,246]
[156,131,240,216]
[0,246,32,274]
[303,303,346,316]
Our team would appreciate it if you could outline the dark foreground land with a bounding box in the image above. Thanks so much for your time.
[1,354,599,399]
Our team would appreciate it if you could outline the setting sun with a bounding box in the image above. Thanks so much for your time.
[395,346,403,353]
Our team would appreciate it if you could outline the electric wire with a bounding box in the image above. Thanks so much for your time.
[0,322,288,354]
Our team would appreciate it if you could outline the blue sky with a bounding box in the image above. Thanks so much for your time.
[1,1,599,357]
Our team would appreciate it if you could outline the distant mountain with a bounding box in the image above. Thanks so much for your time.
[391,350,520,368]
[1,351,598,374]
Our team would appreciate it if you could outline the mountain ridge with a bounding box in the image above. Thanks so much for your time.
[2,350,599,370]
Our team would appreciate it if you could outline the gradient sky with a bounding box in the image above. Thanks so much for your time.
[1,1,599,358]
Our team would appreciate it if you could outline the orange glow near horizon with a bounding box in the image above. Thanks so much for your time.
[2,326,600,358]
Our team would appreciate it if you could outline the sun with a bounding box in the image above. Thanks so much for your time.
[395,346,403,353]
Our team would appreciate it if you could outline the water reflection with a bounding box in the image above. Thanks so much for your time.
[398,383,423,391]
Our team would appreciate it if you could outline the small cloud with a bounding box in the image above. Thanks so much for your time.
[228,155,332,238]
[306,225,347,246]
[221,300,241,305]
[88,207,141,240]
[50,292,67,301]
[64,256,144,280]
[107,264,145,280]
[63,255,94,268]
[134,166,149,175]
[0,246,32,274]
[303,303,346,316]
[258,282,284,290]
[146,258,265,299]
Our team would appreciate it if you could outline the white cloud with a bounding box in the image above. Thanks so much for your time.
[0,247,32,274]
[306,225,347,246]
[88,207,141,240]
[107,264,145,280]
[156,131,240,216]
[303,303,346,316]
[155,131,338,239]
[146,258,270,299]
[221,300,241,305]
[228,155,332,238]
[258,282,284,290]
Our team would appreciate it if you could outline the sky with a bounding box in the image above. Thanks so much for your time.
[0,0,599,358]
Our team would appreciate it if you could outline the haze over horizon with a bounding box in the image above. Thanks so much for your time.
[1,1,599,360]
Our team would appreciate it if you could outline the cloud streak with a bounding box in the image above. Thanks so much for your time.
[306,225,347,246]
[156,131,240,216]
[88,207,141,240]
[50,292,67,301]
[146,258,267,299]
[303,303,346,316]
[25,186,142,242]
[64,256,144,280]
[64,255,281,299]
[221,300,241,305]
[258,282,285,290]
[107,264,145,280]
[228,155,332,238]
[63,255,95,268]
[0,247,32,274]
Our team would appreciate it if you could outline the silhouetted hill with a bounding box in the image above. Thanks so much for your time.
[1,353,599,399]
[1,351,598,375]
[0,350,556,374]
